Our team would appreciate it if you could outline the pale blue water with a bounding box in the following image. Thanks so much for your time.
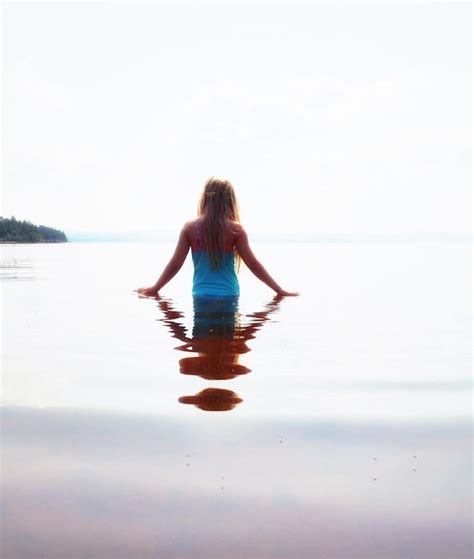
[1,240,472,558]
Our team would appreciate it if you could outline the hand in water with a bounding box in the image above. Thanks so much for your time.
[276,289,300,297]
[136,286,159,298]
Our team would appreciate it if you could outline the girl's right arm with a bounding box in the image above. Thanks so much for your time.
[137,224,190,297]
[236,226,299,296]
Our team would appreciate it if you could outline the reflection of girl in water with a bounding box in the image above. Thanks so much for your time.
[160,296,251,382]
[179,388,243,412]
[157,295,283,411]
[179,296,248,381]
[137,177,298,298]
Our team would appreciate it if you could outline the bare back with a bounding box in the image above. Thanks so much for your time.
[186,217,242,253]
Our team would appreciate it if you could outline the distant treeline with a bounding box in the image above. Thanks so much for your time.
[0,217,67,243]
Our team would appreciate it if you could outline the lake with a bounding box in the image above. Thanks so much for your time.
[1,239,472,558]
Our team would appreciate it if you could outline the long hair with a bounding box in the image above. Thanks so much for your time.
[198,177,241,270]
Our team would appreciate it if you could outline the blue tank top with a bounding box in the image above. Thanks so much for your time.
[192,222,240,298]
[192,251,240,297]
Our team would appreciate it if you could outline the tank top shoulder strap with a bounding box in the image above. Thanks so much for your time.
[194,220,204,251]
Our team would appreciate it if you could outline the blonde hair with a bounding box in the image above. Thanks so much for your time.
[198,177,241,270]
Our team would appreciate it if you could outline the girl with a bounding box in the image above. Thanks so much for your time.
[137,177,298,298]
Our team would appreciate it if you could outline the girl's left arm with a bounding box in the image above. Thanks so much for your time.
[137,224,191,297]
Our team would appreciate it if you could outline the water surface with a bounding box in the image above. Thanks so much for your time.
[1,240,472,558]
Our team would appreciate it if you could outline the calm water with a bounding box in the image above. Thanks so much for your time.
[1,240,472,558]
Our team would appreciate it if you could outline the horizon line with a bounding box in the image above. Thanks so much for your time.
[65,230,473,243]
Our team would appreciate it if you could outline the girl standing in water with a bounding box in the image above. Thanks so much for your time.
[137,177,298,298]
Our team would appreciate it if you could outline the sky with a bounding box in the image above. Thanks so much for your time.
[2,1,472,237]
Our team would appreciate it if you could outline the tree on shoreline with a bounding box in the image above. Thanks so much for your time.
[0,217,67,243]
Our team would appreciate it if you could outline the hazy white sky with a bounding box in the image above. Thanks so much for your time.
[2,1,471,235]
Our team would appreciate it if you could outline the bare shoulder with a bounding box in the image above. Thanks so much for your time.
[180,220,196,242]
[183,218,201,231]
[184,218,198,226]
[227,220,244,235]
